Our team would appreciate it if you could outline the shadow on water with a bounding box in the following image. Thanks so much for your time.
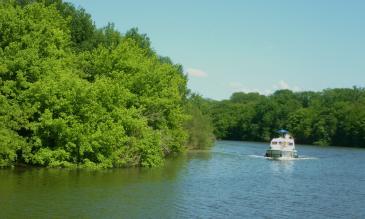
[186,149,213,160]
[0,150,215,218]
[0,155,193,218]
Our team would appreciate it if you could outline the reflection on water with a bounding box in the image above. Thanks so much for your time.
[269,159,294,174]
[1,141,365,218]
[186,150,213,160]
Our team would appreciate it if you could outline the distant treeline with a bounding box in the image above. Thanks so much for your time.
[0,0,214,168]
[193,88,365,147]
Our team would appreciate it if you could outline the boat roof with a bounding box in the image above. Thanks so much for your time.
[271,137,294,141]
[276,129,288,134]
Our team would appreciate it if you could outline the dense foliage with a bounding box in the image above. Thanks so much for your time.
[0,0,213,168]
[184,94,215,150]
[202,88,365,147]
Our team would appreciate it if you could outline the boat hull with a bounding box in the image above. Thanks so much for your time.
[265,149,298,158]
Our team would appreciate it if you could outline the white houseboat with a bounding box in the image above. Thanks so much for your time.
[265,130,298,159]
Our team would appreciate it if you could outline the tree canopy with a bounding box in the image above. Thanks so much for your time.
[203,88,365,147]
[0,0,214,168]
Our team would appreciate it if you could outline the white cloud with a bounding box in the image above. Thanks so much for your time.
[273,80,301,92]
[278,80,290,90]
[292,86,301,92]
[263,89,274,95]
[186,68,208,78]
[227,80,301,96]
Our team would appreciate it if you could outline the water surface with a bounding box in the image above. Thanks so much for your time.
[1,141,365,218]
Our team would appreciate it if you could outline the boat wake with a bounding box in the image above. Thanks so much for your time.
[248,155,267,159]
[294,156,318,160]
[248,155,318,160]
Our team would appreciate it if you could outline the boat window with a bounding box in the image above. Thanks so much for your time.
[272,141,277,145]
[289,143,293,146]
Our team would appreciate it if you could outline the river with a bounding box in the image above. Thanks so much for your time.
[1,141,365,218]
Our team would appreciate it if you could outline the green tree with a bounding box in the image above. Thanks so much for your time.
[0,0,213,168]
[184,94,215,149]
[200,88,365,147]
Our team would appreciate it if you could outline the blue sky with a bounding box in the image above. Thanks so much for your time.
[67,0,365,100]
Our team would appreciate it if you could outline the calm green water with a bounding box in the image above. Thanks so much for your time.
[1,141,365,218]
